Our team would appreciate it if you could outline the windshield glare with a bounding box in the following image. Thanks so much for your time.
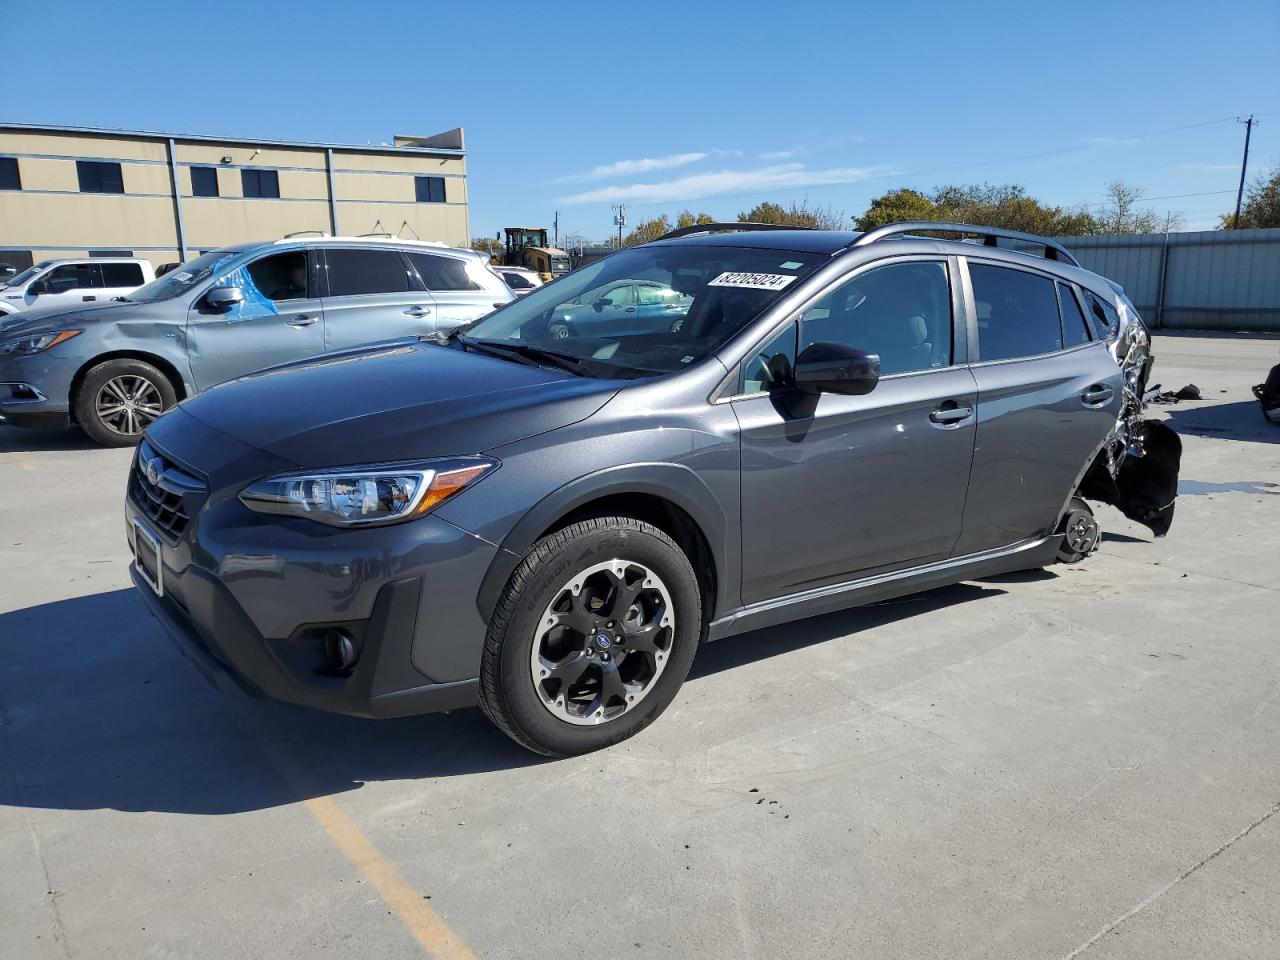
[126,249,243,303]
[463,245,819,377]
[5,262,53,287]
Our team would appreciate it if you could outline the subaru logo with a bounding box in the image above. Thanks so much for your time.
[145,457,162,486]
[594,634,612,649]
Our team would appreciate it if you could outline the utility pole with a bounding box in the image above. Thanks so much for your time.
[553,210,559,248]
[612,203,627,248]
[1232,115,1256,229]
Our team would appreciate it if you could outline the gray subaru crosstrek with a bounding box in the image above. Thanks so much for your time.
[126,221,1181,757]
[0,237,512,446]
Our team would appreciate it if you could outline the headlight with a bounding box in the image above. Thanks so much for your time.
[0,329,83,355]
[238,457,497,527]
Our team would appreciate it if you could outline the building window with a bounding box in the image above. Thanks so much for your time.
[89,250,135,258]
[415,175,446,203]
[0,157,20,191]
[77,160,125,194]
[191,166,220,197]
[241,168,280,199]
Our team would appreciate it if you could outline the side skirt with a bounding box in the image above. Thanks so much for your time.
[706,534,1062,642]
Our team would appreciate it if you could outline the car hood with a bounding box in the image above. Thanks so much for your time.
[175,339,623,467]
[0,301,143,336]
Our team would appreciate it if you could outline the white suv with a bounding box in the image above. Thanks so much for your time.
[0,258,155,316]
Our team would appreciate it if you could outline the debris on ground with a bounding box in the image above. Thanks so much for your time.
[1253,363,1280,424]
[1147,383,1204,403]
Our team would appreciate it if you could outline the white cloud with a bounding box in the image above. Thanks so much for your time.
[558,152,708,182]
[559,162,894,205]
[759,149,796,160]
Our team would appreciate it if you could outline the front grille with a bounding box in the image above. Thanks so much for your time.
[130,439,207,538]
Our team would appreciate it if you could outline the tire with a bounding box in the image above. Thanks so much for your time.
[74,358,177,448]
[479,515,702,757]
[548,322,574,340]
[1056,496,1100,564]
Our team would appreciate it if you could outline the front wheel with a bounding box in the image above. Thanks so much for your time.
[479,516,701,757]
[74,358,177,447]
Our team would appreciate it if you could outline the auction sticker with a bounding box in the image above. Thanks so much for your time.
[707,272,798,291]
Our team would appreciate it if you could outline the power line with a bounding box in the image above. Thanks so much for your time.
[619,114,1244,210]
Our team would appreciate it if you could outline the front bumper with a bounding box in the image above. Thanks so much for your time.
[130,564,480,718]
[0,352,76,426]
[124,425,504,718]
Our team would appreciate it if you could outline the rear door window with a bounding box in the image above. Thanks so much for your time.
[969,263,1062,361]
[1058,283,1091,348]
[323,249,413,297]
[406,252,480,291]
[99,262,146,288]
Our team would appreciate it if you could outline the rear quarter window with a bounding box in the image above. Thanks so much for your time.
[1084,292,1120,340]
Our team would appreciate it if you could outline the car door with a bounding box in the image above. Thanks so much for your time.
[578,281,637,335]
[29,263,101,310]
[404,250,508,333]
[952,258,1124,555]
[185,249,326,391]
[734,257,978,605]
[320,247,436,350]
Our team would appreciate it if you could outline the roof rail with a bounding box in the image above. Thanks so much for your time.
[849,221,1080,267]
[657,221,812,241]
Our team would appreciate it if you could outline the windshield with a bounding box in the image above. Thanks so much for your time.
[4,262,53,287]
[125,249,243,303]
[463,244,821,377]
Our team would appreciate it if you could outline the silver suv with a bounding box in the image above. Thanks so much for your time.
[0,237,512,445]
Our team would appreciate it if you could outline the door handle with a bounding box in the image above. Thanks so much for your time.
[624,307,636,313]
[83,295,97,302]
[287,314,318,327]
[403,305,431,318]
[1081,384,1114,407]
[929,403,974,426]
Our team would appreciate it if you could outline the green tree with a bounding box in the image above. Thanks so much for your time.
[1221,164,1280,229]
[675,210,716,229]
[470,236,502,258]
[622,215,672,247]
[854,188,940,230]
[739,200,846,230]
[855,183,1101,236]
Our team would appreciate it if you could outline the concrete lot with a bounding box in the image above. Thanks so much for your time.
[2,334,1278,960]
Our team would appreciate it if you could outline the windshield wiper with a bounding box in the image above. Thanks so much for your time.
[458,336,591,376]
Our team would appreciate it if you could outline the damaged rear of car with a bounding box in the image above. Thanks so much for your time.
[1078,283,1182,537]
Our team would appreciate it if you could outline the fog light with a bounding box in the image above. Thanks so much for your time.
[323,629,358,673]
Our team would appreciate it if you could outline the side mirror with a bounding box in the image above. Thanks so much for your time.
[27,279,47,296]
[592,298,610,311]
[793,341,880,396]
[206,286,244,310]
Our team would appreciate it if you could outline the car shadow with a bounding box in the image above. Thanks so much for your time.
[0,423,97,453]
[2,581,1010,816]
[1161,400,1279,444]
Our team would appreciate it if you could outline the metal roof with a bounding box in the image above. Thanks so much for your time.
[0,121,466,157]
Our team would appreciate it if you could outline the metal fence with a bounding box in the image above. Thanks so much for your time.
[1054,227,1280,332]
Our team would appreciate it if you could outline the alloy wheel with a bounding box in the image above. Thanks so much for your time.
[95,375,164,437]
[1064,510,1099,556]
[529,559,675,725]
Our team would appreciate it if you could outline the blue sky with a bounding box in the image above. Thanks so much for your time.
[6,0,1277,239]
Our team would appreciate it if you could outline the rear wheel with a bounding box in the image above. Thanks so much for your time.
[1057,496,1100,563]
[74,358,176,447]
[479,516,701,757]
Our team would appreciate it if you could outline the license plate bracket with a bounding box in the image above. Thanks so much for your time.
[133,518,163,597]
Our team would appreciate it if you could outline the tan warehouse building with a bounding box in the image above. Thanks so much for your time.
[0,122,470,272]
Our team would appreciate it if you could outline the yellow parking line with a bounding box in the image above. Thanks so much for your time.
[302,795,478,960]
